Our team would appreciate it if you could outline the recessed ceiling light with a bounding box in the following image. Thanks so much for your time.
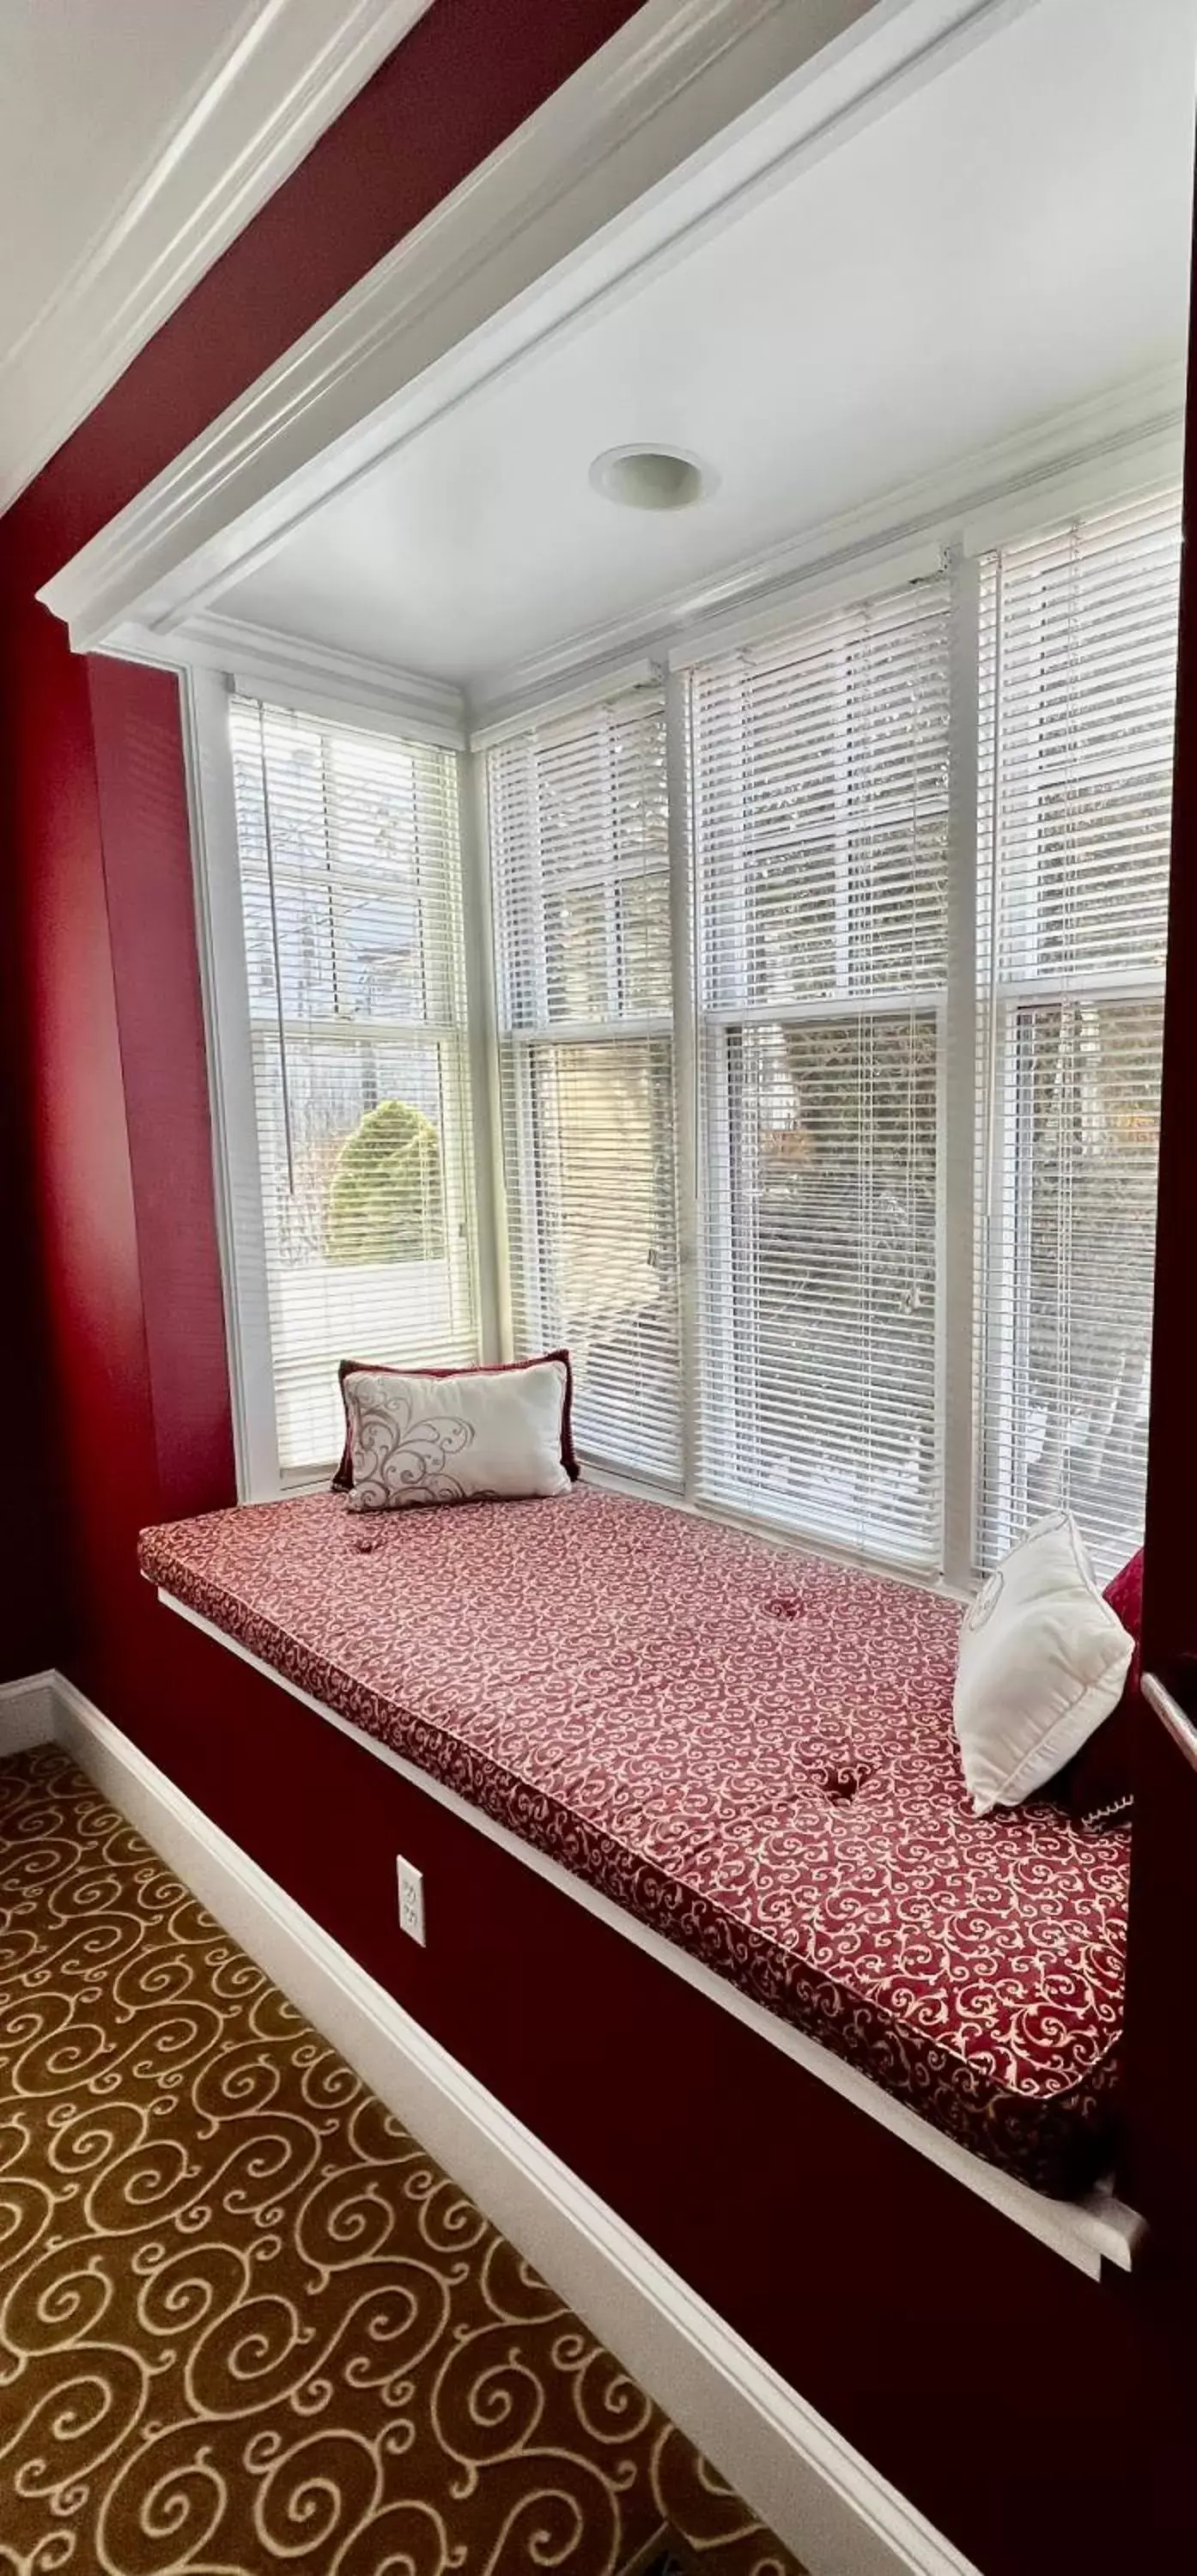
[589,446,714,510]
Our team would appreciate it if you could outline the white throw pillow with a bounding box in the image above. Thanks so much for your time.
[953,1512,1133,1814]
[342,1359,572,1511]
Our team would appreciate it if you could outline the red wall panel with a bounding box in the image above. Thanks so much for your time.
[0,593,149,1685]
[87,658,235,1527]
[0,777,55,1676]
[1,3,1195,2567]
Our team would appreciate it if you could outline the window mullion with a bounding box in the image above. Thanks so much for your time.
[665,666,701,1503]
[943,546,981,1589]
[182,665,282,1501]
[458,748,509,1363]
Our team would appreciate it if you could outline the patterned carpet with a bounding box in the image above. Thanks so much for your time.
[0,1746,802,2576]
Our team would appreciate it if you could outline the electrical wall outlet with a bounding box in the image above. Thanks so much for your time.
[396,1855,426,1946]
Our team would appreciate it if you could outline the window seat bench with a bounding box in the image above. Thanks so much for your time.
[138,1484,1130,2202]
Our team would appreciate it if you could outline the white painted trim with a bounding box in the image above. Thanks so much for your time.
[0,1671,58,1753]
[468,379,1183,720]
[940,547,981,1594]
[119,378,1184,747]
[665,538,949,672]
[455,749,507,1365]
[37,0,1045,653]
[468,656,659,751]
[148,1590,1143,2281]
[958,419,1187,557]
[109,611,468,750]
[0,2,435,514]
[179,664,283,1504]
[665,659,702,1506]
[0,1668,981,2576]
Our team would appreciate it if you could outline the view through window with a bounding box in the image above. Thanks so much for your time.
[975,489,1181,1577]
[488,693,683,1484]
[228,698,477,1476]
[222,486,1181,1575]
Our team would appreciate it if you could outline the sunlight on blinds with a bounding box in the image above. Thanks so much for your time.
[228,698,477,1477]
[975,489,1181,1577]
[488,690,682,1482]
[690,578,951,1564]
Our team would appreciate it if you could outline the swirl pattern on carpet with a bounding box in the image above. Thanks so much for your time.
[0,1745,800,2576]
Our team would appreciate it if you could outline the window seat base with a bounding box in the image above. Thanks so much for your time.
[138,1485,1135,2230]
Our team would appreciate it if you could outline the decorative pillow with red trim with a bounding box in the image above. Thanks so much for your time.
[1056,1547,1144,1826]
[333,1349,579,1493]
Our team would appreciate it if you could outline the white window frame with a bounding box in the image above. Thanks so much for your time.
[185,664,281,1499]
[185,433,1180,1577]
[970,496,1176,1576]
[684,575,953,1571]
[484,687,684,1487]
[185,666,495,1499]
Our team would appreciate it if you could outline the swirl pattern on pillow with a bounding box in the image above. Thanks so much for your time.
[342,1359,572,1510]
[346,1376,478,1509]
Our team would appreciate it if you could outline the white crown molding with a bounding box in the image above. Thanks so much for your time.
[128,370,1183,746]
[38,0,1040,653]
[0,0,434,517]
[2,1667,981,2576]
[465,368,1187,722]
[106,607,467,747]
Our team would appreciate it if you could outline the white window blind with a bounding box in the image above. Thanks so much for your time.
[975,487,1182,1576]
[228,697,477,1480]
[488,689,683,1482]
[690,578,951,1564]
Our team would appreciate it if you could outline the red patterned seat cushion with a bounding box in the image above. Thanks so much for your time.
[138,1487,1129,2196]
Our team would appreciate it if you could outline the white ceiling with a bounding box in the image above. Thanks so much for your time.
[0,0,431,511]
[219,0,1197,702]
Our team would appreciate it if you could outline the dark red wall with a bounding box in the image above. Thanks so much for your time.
[0,694,56,1680]
[1128,187,1197,2300]
[0,0,642,1693]
[109,1592,1197,2576]
[1,7,1195,2571]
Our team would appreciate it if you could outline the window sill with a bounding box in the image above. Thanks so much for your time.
[583,1461,975,1606]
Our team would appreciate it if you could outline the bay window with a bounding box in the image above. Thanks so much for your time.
[210,472,1181,1586]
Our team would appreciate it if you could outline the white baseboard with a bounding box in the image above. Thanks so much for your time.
[0,1672,976,2576]
[0,1670,59,1752]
